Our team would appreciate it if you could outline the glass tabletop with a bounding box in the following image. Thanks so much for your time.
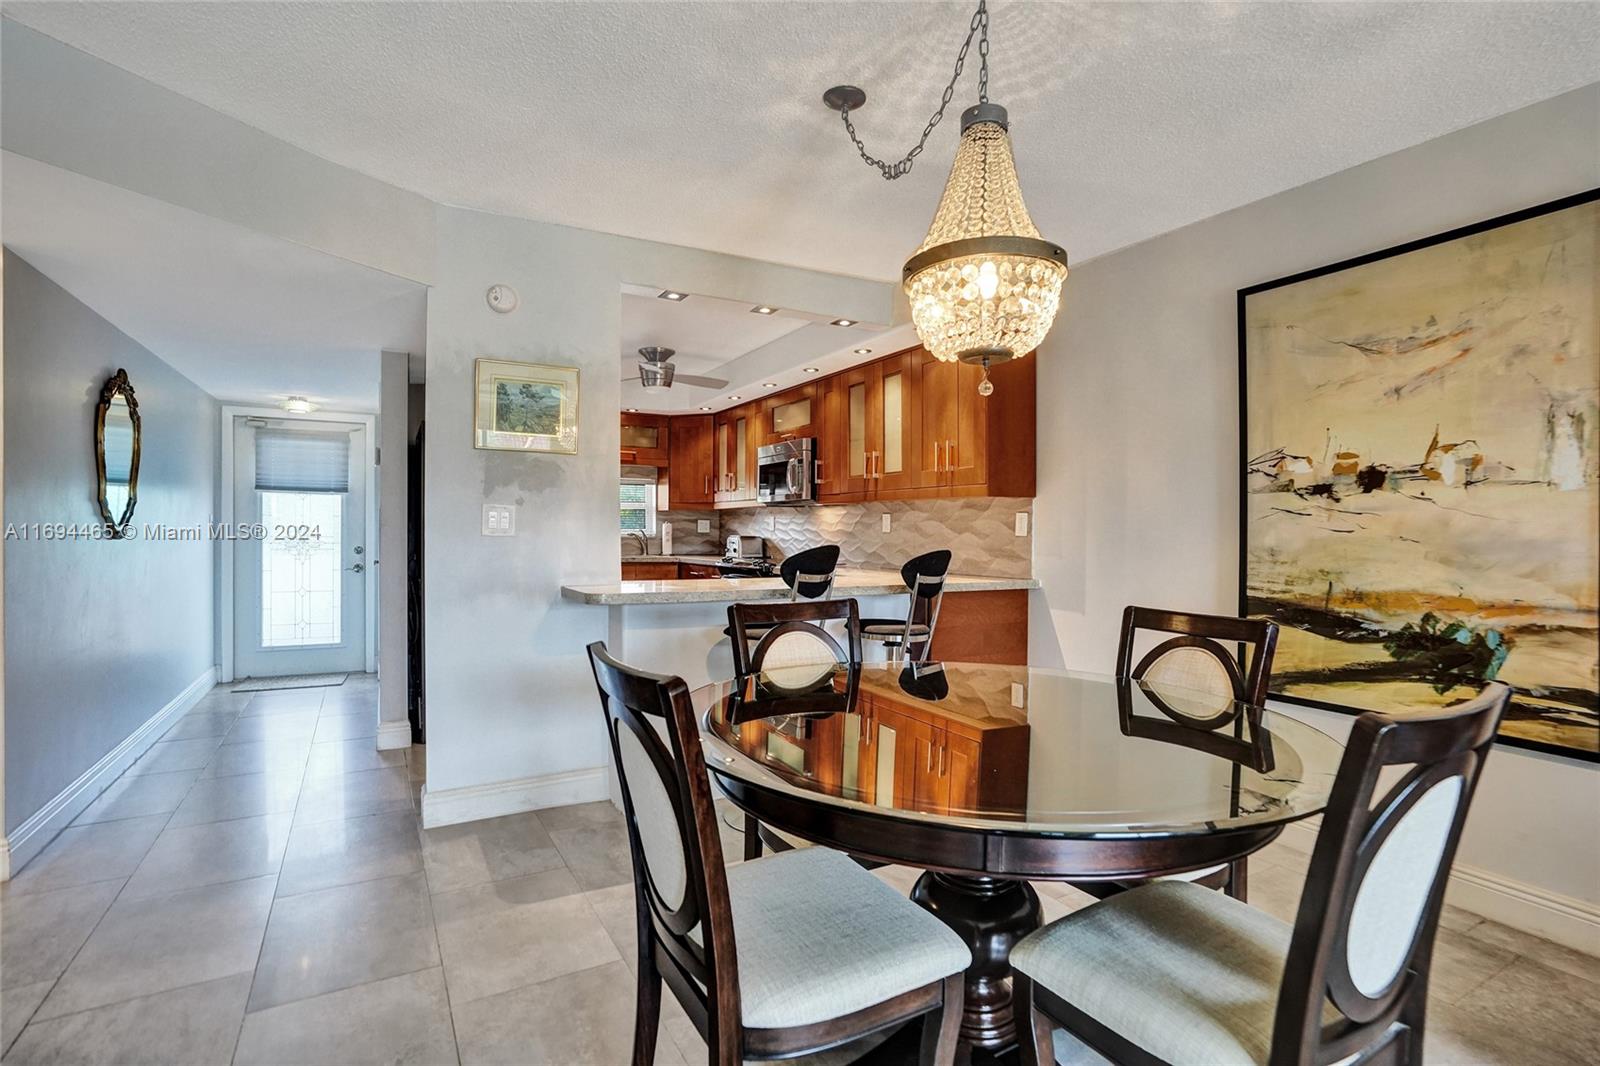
[695,661,1344,838]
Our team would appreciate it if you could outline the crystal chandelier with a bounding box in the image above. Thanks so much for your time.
[827,0,1066,394]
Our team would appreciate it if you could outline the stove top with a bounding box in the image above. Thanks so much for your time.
[718,557,779,577]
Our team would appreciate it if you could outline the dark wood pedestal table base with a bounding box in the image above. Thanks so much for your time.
[695,661,1345,1054]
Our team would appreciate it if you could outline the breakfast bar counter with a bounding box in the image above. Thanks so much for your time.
[562,568,1038,692]
[561,569,1038,605]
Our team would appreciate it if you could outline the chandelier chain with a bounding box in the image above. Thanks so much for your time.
[839,0,990,180]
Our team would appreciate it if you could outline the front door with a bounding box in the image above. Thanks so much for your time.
[233,417,367,677]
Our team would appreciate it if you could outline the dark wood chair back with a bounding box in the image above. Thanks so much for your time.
[1269,682,1512,1066]
[585,642,742,1056]
[1115,605,1279,708]
[728,599,862,678]
[780,545,841,600]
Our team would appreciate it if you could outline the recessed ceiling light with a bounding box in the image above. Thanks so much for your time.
[281,396,317,414]
[658,290,688,301]
[751,305,778,315]
[853,348,873,356]
[802,367,821,374]
[699,406,712,412]
[727,395,742,401]
[831,318,857,327]
[625,407,639,413]
[762,382,779,389]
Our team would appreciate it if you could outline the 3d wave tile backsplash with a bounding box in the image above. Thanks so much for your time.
[721,498,1032,578]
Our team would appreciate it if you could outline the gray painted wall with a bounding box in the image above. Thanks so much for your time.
[3,250,217,833]
[1029,84,1600,908]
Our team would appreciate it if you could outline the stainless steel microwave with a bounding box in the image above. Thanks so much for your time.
[756,438,816,504]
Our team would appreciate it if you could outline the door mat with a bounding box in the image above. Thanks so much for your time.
[233,673,348,692]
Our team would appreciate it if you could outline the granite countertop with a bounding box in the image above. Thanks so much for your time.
[619,554,727,565]
[561,568,1039,605]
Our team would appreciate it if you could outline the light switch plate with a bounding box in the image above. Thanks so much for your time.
[1015,512,1029,537]
[1011,682,1026,709]
[697,519,711,533]
[881,513,892,533]
[482,504,515,536]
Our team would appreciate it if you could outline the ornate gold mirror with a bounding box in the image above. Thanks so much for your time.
[95,368,141,536]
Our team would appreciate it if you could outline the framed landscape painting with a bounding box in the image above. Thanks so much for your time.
[1239,190,1599,762]
[474,358,579,454]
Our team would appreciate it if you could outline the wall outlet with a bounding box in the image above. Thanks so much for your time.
[768,513,776,533]
[482,504,515,536]
[1015,512,1029,537]
[1011,682,1027,709]
[697,519,711,533]
[881,513,892,533]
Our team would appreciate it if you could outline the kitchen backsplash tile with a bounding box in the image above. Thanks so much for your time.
[720,498,1032,578]
[621,508,720,557]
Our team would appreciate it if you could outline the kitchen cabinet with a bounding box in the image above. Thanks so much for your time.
[667,415,714,507]
[619,412,670,466]
[620,561,679,580]
[678,562,722,579]
[911,347,1032,497]
[857,670,1031,817]
[714,405,757,504]
[761,382,819,444]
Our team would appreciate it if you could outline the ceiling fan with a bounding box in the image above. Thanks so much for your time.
[626,347,728,394]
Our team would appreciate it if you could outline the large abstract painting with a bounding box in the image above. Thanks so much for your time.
[1240,191,1599,761]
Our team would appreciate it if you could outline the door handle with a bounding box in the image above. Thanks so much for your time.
[347,562,365,574]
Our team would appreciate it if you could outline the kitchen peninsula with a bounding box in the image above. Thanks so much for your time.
[560,569,1038,691]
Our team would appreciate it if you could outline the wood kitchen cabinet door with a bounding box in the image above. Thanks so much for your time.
[667,415,714,507]
[942,729,983,813]
[912,349,958,489]
[763,383,818,444]
[714,409,755,502]
[875,704,947,814]
[619,413,670,466]
[947,361,989,488]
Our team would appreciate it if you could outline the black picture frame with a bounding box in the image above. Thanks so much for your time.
[1237,187,1600,764]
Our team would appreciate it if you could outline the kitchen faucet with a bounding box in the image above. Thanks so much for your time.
[627,530,649,556]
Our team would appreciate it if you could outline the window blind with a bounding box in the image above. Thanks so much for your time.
[256,428,350,493]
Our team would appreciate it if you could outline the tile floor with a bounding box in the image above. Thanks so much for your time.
[2,678,1597,1064]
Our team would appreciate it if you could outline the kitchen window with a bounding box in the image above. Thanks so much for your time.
[620,479,657,534]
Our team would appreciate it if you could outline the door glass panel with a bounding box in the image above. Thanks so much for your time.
[882,372,903,473]
[259,491,343,647]
[772,398,811,434]
[874,723,897,808]
[842,715,862,793]
[620,424,660,449]
[735,417,748,491]
[848,383,866,477]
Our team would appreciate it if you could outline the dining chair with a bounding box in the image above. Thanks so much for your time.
[585,641,968,1066]
[1011,681,1512,1066]
[728,598,861,858]
[860,549,952,662]
[1099,605,1280,899]
[721,545,841,643]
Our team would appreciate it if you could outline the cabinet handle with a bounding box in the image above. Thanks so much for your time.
[939,740,947,776]
[874,451,882,479]
[926,740,933,774]
[934,441,942,473]
[814,460,825,484]
[947,439,955,474]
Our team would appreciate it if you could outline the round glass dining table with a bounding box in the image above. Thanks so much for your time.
[693,660,1344,1051]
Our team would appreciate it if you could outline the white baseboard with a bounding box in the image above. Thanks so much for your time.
[1279,819,1600,956]
[3,666,217,879]
[375,720,412,751]
[420,767,609,829]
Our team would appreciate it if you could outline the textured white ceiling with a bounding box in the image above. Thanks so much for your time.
[2,153,426,411]
[6,2,1596,281]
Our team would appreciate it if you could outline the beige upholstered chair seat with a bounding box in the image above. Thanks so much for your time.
[1011,880,1342,1066]
[690,848,969,1029]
